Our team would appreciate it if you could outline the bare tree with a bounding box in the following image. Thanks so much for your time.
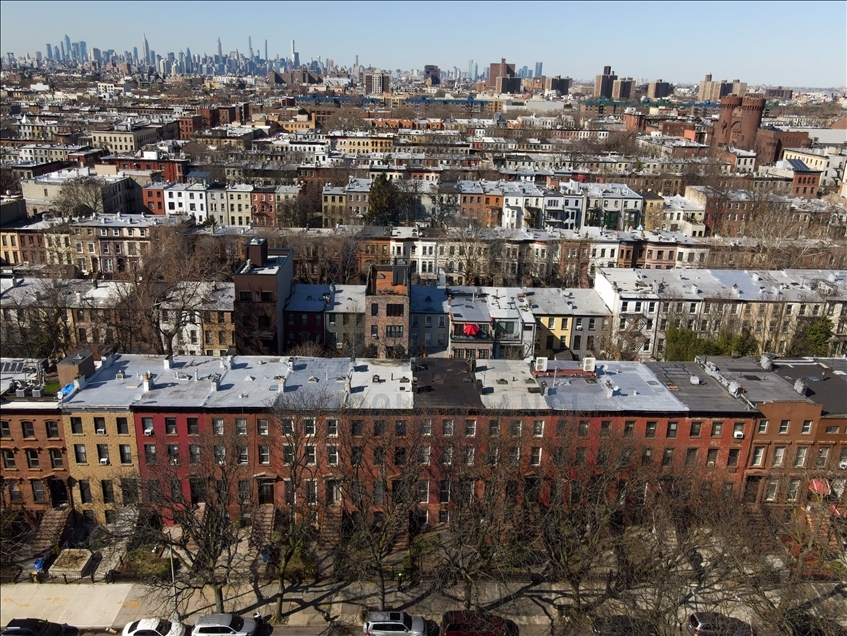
[148,429,254,614]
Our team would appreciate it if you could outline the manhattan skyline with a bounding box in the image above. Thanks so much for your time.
[1,0,845,87]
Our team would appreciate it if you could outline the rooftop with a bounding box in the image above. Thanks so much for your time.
[411,358,484,410]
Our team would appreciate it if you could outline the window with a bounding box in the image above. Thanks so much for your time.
[2,449,15,468]
[733,422,744,437]
[395,420,407,437]
[187,418,199,435]
[757,420,768,434]
[79,480,92,504]
[801,420,812,435]
[304,445,316,465]
[685,448,698,467]
[641,447,653,466]
[394,446,407,466]
[727,448,739,467]
[189,445,200,465]
[645,421,657,438]
[326,419,338,437]
[165,417,177,435]
[74,444,87,464]
[706,448,718,466]
[70,417,83,434]
[236,418,248,435]
[374,420,385,436]
[371,303,379,316]
[764,479,779,502]
[213,418,224,435]
[443,419,454,436]
[116,417,129,435]
[304,418,316,436]
[667,422,678,439]
[530,447,542,466]
[816,447,829,468]
[489,420,500,436]
[386,325,404,338]
[304,480,317,505]
[31,480,45,503]
[441,447,453,465]
[690,421,702,437]
[439,480,451,504]
[49,448,63,469]
[711,421,723,438]
[464,420,476,437]
[779,420,789,434]
[417,481,429,504]
[787,479,801,502]
[145,444,157,464]
[282,418,294,435]
[351,420,364,436]
[386,304,404,317]
[45,421,59,439]
[0,421,9,438]
[533,420,545,437]
[102,480,115,504]
[662,448,675,467]
[751,446,765,467]
[119,444,132,465]
[624,421,635,437]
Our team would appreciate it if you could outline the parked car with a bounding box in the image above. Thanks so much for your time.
[591,615,658,636]
[441,611,509,636]
[2,620,65,636]
[122,619,186,636]
[686,612,752,636]
[363,611,426,636]
[193,614,256,636]
[781,611,847,636]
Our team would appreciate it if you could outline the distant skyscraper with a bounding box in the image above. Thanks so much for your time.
[468,58,474,81]
[46,43,52,60]
[291,39,299,68]
[79,41,87,62]
[142,33,150,64]
[248,37,253,60]
[64,34,71,60]
[53,45,60,60]
[133,47,138,62]
[216,37,222,59]
[264,40,267,62]
[535,62,542,77]
[59,41,65,61]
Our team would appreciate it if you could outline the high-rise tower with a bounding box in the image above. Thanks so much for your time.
[141,33,150,64]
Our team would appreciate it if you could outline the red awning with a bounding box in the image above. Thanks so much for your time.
[463,324,480,336]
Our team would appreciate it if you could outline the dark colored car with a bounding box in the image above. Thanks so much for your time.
[441,611,509,636]
[591,615,658,636]
[782,611,847,636]
[686,612,752,636]
[2,620,65,636]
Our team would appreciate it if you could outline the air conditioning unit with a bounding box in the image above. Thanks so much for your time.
[839,460,847,470]
[336,342,344,349]
[733,431,744,439]
[143,429,154,436]
[372,334,378,339]
[170,458,178,465]
[706,461,716,467]
[99,458,110,465]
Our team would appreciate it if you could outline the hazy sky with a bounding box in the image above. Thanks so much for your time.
[1,1,845,87]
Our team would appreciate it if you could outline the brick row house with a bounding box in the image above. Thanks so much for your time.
[3,351,844,533]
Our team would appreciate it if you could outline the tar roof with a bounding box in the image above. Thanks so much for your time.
[771,358,847,417]
[701,356,814,405]
[647,361,753,414]
[411,358,483,410]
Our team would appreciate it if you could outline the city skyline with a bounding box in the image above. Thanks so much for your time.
[1,0,845,87]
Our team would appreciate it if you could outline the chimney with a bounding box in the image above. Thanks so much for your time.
[143,372,153,392]
[246,237,269,266]
[164,356,172,369]
[212,376,220,391]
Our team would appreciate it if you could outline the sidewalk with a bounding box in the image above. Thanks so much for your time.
[0,578,568,636]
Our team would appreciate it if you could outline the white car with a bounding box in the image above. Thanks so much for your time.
[363,612,426,636]
[122,619,186,636]
[193,614,257,636]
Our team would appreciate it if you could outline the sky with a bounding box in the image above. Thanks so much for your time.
[1,1,845,88]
